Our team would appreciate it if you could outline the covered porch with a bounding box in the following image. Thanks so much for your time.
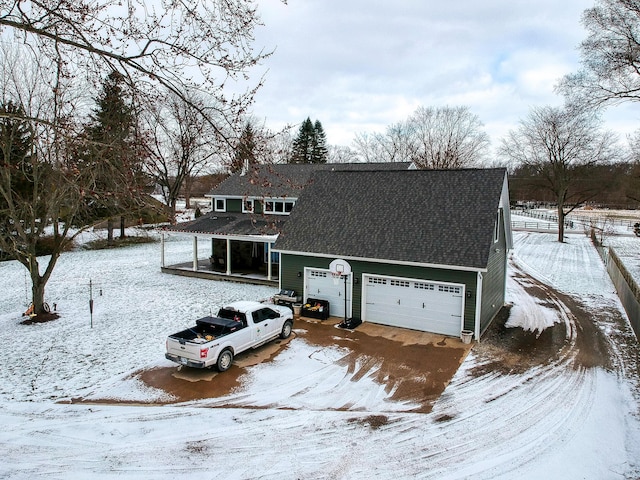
[159,232,280,287]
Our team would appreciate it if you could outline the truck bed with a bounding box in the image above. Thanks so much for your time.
[168,316,245,344]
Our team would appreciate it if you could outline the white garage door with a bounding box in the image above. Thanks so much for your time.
[305,268,352,318]
[362,274,464,336]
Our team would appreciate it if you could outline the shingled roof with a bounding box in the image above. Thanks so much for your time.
[273,168,508,270]
[166,212,285,237]
[209,162,412,198]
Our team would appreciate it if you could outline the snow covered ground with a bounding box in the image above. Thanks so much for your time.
[0,228,638,479]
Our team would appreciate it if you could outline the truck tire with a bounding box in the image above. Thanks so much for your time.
[216,349,234,372]
[280,320,293,339]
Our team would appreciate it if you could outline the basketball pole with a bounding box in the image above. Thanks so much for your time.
[343,274,347,324]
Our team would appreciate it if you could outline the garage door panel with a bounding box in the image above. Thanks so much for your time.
[363,275,464,336]
[306,269,352,318]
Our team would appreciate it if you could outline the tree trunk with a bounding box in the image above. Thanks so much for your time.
[557,204,565,243]
[107,217,114,245]
[184,174,193,209]
[120,216,126,238]
[27,255,47,315]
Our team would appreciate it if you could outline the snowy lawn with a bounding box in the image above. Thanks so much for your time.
[0,229,638,479]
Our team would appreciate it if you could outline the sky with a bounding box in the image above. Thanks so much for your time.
[249,0,639,152]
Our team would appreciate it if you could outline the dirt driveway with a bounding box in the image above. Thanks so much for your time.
[120,317,472,413]
[82,260,638,413]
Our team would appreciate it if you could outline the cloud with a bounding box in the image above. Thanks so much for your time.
[250,0,633,150]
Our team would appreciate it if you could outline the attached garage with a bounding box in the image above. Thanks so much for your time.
[361,274,465,336]
[274,168,513,340]
[304,268,353,318]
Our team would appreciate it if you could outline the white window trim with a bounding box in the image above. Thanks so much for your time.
[243,198,255,213]
[214,197,226,212]
[263,198,296,215]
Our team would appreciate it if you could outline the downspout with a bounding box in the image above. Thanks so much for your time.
[226,238,231,276]
[267,242,272,281]
[192,236,198,271]
[475,272,483,342]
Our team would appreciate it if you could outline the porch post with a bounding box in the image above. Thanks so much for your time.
[192,236,198,271]
[267,242,272,281]
[160,233,165,268]
[226,238,231,275]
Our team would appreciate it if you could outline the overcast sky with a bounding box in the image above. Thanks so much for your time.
[250,0,637,154]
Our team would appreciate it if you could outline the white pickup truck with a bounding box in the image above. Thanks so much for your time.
[165,301,294,371]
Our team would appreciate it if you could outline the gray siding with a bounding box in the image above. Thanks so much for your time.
[479,208,508,334]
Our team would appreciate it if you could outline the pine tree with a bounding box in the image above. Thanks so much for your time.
[0,101,35,205]
[80,71,143,242]
[290,117,328,164]
[311,119,328,164]
[231,122,257,173]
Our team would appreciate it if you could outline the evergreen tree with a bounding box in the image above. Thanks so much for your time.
[290,117,328,164]
[311,119,328,163]
[79,71,145,242]
[231,122,257,173]
[0,101,36,206]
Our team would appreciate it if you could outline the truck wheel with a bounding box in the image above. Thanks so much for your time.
[280,320,293,339]
[216,349,234,372]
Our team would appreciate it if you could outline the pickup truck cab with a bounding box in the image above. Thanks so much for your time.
[165,301,294,371]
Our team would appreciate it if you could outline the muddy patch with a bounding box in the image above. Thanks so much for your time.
[81,318,469,412]
[471,264,615,377]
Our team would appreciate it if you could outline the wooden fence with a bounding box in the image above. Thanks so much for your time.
[592,232,640,340]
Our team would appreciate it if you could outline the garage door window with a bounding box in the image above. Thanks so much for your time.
[439,285,461,294]
[311,271,328,278]
[368,277,387,285]
[390,279,410,287]
[414,282,435,290]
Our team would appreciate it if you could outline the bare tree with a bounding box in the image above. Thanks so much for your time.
[625,130,640,203]
[352,131,385,163]
[351,123,415,163]
[0,42,148,315]
[0,1,272,316]
[352,106,489,167]
[0,1,270,135]
[558,0,640,108]
[499,105,618,242]
[328,145,359,164]
[408,106,489,169]
[145,92,220,218]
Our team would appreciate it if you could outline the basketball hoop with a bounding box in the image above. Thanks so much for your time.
[331,272,342,285]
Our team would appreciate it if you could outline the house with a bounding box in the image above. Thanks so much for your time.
[273,168,512,340]
[161,164,511,339]
[160,162,411,285]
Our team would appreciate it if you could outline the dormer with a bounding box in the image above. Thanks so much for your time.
[263,198,296,215]
[211,195,297,215]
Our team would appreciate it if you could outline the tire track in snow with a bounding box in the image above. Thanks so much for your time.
[389,255,603,479]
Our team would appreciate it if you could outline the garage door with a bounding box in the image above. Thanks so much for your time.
[305,268,352,318]
[362,274,464,336]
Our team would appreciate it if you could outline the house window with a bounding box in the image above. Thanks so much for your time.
[263,199,296,215]
[214,198,226,212]
[243,199,254,213]
[494,208,501,243]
